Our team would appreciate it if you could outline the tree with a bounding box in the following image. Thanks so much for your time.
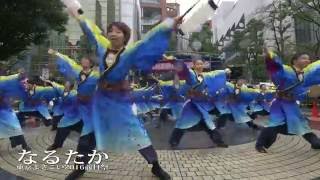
[189,22,220,55]
[289,0,320,56]
[228,18,267,82]
[0,0,68,61]
[263,0,295,59]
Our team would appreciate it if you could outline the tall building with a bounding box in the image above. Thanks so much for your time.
[106,0,141,42]
[140,0,167,36]
[166,3,179,17]
[64,0,102,45]
[98,0,108,29]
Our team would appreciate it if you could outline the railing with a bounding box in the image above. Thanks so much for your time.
[140,0,160,5]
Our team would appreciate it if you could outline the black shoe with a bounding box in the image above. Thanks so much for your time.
[151,161,171,180]
[51,125,58,131]
[216,142,229,148]
[255,146,267,153]
[251,124,262,130]
[11,141,18,148]
[169,141,178,149]
[65,169,85,180]
[22,145,31,151]
[311,144,320,149]
[43,120,51,127]
[47,144,61,151]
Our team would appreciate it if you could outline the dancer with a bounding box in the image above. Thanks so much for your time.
[0,72,31,151]
[248,84,275,120]
[70,9,182,179]
[169,59,229,148]
[17,77,56,127]
[256,50,320,153]
[48,49,99,180]
[43,80,81,151]
[213,79,262,130]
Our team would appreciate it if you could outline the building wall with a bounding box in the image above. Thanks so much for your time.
[64,0,99,45]
[140,0,166,36]
[120,0,141,42]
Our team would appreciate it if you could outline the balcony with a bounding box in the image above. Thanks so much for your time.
[141,15,161,25]
[140,0,160,5]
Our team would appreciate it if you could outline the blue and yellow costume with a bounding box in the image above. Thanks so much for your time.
[78,15,174,153]
[0,73,31,150]
[169,68,229,147]
[54,52,99,137]
[158,79,189,120]
[249,89,274,112]
[0,74,26,138]
[225,82,260,124]
[19,84,59,124]
[256,51,320,151]
[49,82,80,128]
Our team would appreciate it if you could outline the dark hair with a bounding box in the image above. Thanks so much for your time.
[290,52,309,65]
[65,81,75,90]
[259,84,266,89]
[81,55,96,68]
[28,76,41,85]
[192,59,203,64]
[107,22,131,45]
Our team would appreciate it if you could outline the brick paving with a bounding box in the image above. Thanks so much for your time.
[0,126,320,180]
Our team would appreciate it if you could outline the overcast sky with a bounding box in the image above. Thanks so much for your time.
[166,0,199,14]
[167,0,237,15]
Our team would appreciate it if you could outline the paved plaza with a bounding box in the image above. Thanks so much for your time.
[0,118,319,180]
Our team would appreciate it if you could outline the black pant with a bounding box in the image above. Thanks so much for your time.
[17,111,51,126]
[138,145,158,164]
[9,135,28,148]
[75,132,96,167]
[52,120,83,148]
[256,124,320,149]
[169,120,224,146]
[52,115,63,129]
[248,110,270,120]
[216,113,232,129]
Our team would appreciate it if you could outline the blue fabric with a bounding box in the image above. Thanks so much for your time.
[93,91,151,152]
[265,52,318,134]
[175,100,216,130]
[0,74,25,138]
[57,90,81,128]
[268,99,311,135]
[88,18,174,152]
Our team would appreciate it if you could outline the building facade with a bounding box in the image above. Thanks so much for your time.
[140,0,167,36]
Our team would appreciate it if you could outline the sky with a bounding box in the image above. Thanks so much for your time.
[167,0,199,13]
[166,0,237,15]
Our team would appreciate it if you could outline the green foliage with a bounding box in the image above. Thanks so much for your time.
[264,0,294,58]
[228,18,266,82]
[0,0,68,61]
[189,22,219,55]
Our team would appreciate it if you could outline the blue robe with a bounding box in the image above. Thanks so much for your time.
[19,85,58,120]
[131,86,160,115]
[265,51,320,135]
[249,90,275,113]
[49,82,81,128]
[0,74,26,138]
[158,80,190,119]
[224,82,260,123]
[80,16,175,152]
[54,52,99,136]
[175,69,227,130]
[213,87,232,115]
